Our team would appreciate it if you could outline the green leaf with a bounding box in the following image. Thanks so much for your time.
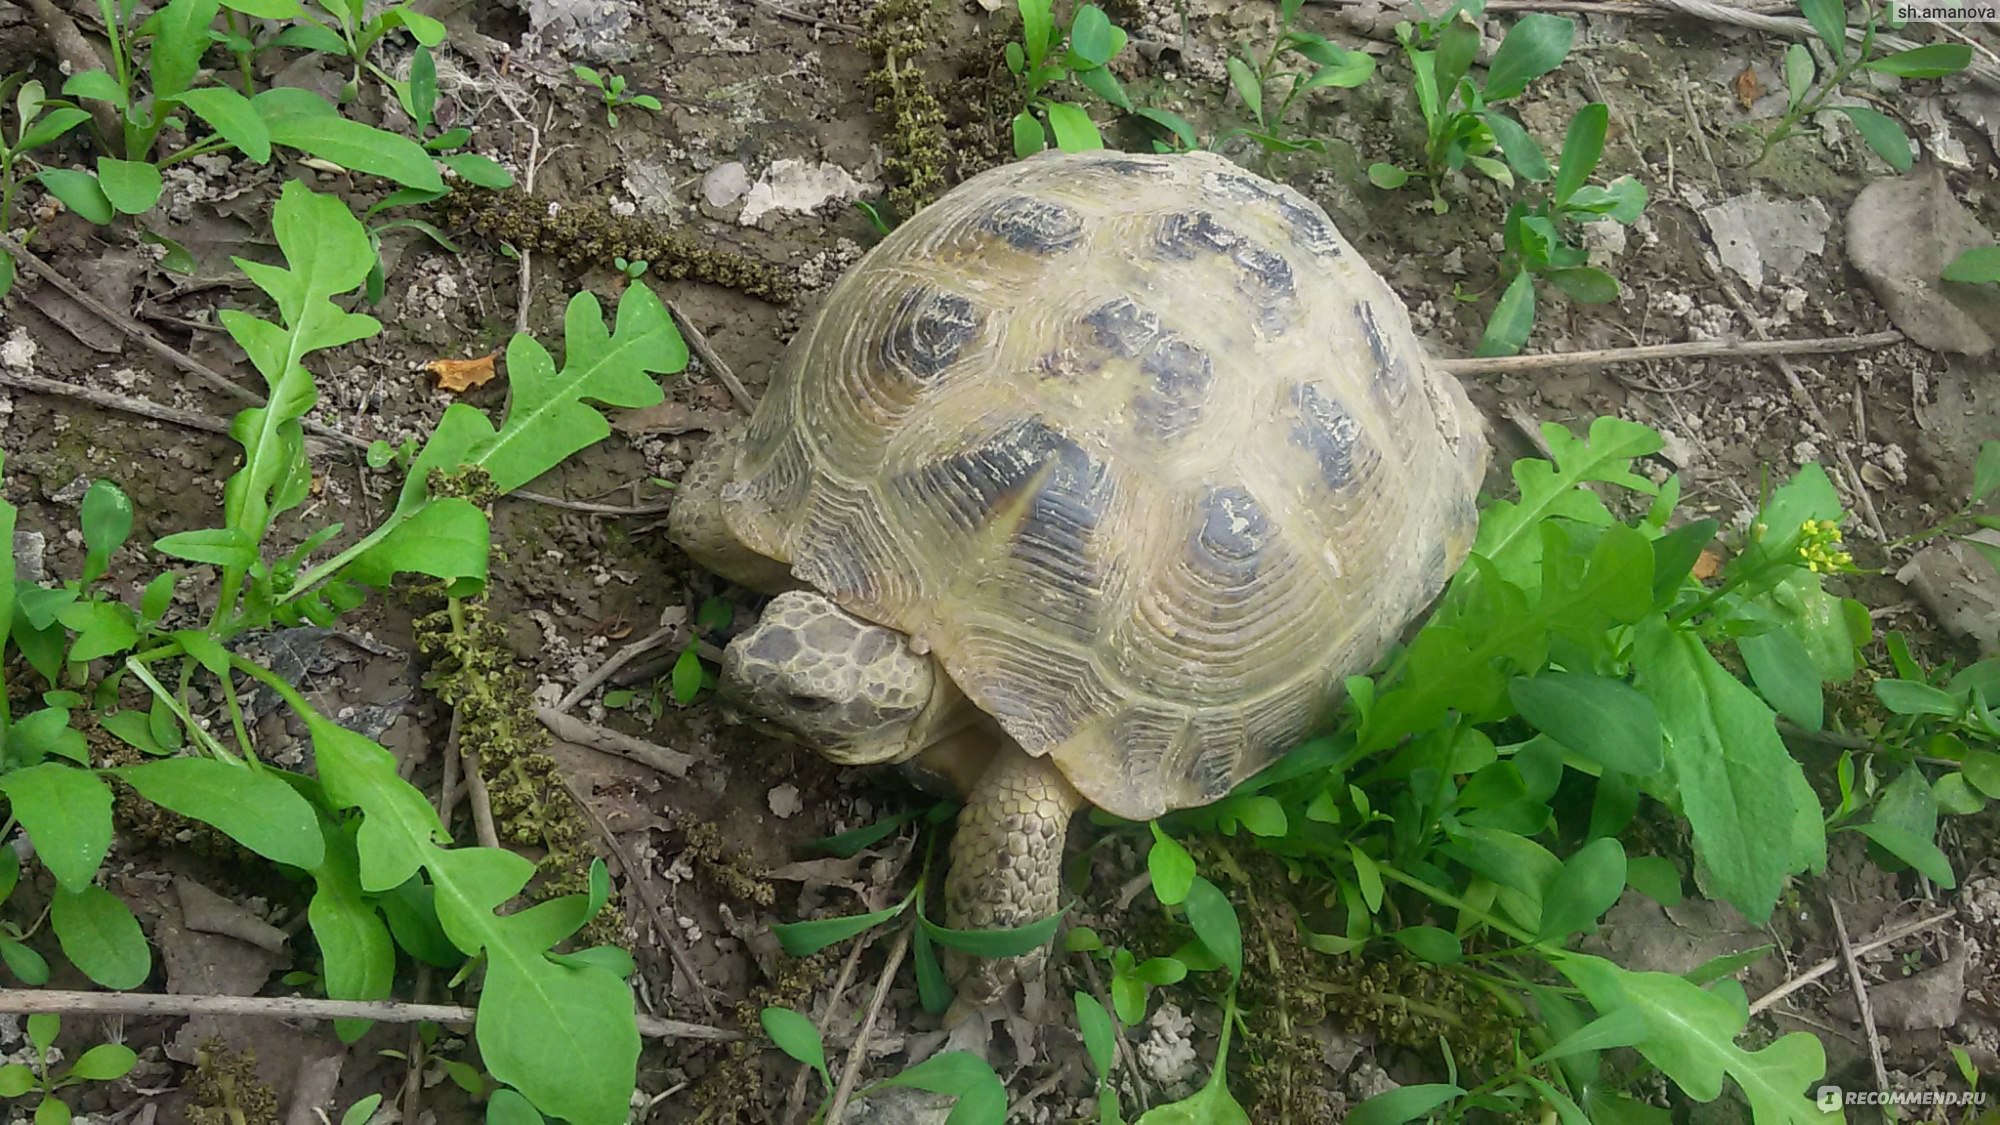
[38,1096,73,1125]
[1863,43,1972,77]
[761,1007,831,1090]
[153,527,260,569]
[772,903,907,956]
[1971,440,2000,500]
[342,496,489,592]
[1873,679,1958,716]
[1539,836,1627,940]
[1480,110,1549,182]
[1475,269,1536,357]
[1148,824,1196,905]
[1509,672,1664,775]
[1076,990,1117,1082]
[60,70,126,107]
[1019,0,1054,65]
[1044,102,1103,152]
[1834,105,1912,172]
[253,89,444,191]
[1350,845,1385,911]
[1367,162,1411,189]
[14,106,90,153]
[69,1042,138,1081]
[1553,103,1606,204]
[51,884,151,989]
[1945,246,2000,284]
[1799,0,1846,56]
[1075,64,1132,112]
[1783,44,1815,106]
[147,0,225,102]
[1964,749,2000,799]
[8,707,89,766]
[866,1050,1009,1123]
[1531,1007,1648,1064]
[222,0,305,15]
[35,169,114,225]
[1182,876,1241,977]
[1545,267,1619,303]
[1626,856,1684,906]
[1011,110,1045,157]
[1481,14,1576,101]
[440,152,514,189]
[921,906,1065,957]
[94,158,163,215]
[271,21,348,53]
[1227,56,1264,124]
[112,759,325,868]
[1349,1083,1467,1125]
[174,87,273,163]
[1069,4,1114,66]
[1857,767,1954,887]
[0,1063,32,1098]
[0,937,50,984]
[1633,617,1822,923]
[1737,628,1823,729]
[1553,951,1831,1122]
[0,764,114,891]
[1391,925,1463,963]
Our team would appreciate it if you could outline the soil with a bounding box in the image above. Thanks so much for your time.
[1,0,1998,1122]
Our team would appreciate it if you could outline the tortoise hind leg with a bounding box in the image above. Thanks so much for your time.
[941,741,1086,1022]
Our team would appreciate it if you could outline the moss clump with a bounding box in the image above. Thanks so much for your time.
[433,188,796,304]
[668,808,776,908]
[860,0,952,220]
[187,1039,279,1125]
[683,947,841,1123]
[412,588,626,949]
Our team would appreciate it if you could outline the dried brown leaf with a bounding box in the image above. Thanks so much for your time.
[426,351,499,393]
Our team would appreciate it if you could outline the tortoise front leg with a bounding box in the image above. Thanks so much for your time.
[941,741,1086,1021]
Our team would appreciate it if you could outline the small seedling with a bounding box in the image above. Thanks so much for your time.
[573,65,662,128]
[258,0,449,103]
[0,1014,139,1123]
[1005,0,1134,157]
[1368,0,1577,211]
[1220,0,1375,155]
[763,1003,1009,1122]
[1476,102,1648,356]
[614,255,650,280]
[1754,0,1970,172]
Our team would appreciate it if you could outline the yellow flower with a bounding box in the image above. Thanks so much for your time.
[1797,518,1851,574]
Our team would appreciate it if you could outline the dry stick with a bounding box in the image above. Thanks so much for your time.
[1643,0,2000,91]
[556,623,682,712]
[513,490,673,516]
[21,0,121,142]
[823,921,915,1125]
[537,706,695,777]
[1828,899,1894,1105]
[1748,910,1956,1015]
[1717,284,1891,543]
[750,0,864,34]
[556,773,722,1019]
[0,988,743,1041]
[668,302,759,414]
[459,748,502,850]
[784,936,874,1125]
[1437,330,1903,377]
[0,235,260,407]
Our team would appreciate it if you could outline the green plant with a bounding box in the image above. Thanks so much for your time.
[613,255,650,280]
[572,65,662,129]
[1004,0,1134,158]
[0,76,97,297]
[30,0,444,237]
[250,0,447,103]
[763,1002,1009,1123]
[2,179,691,1124]
[1754,0,1971,172]
[1367,0,1577,210]
[1219,0,1375,155]
[1474,102,1648,356]
[0,1013,139,1124]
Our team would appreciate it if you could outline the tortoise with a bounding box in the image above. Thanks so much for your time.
[667,147,1488,1015]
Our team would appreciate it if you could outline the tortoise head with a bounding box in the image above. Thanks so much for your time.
[720,590,938,765]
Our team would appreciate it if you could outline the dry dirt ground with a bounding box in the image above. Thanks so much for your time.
[2,0,2000,1121]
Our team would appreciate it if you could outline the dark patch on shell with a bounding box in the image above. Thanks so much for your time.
[1354,301,1410,400]
[982,195,1086,254]
[1193,486,1273,577]
[880,285,980,384]
[1289,383,1373,491]
[1134,336,1214,441]
[1157,210,1245,258]
[1156,210,1297,327]
[1201,169,1344,256]
[1084,298,1163,357]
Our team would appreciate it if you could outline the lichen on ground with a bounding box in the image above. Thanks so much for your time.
[187,1039,280,1125]
[859,0,953,220]
[432,186,798,304]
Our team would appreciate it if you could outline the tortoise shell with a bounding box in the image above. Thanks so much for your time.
[716,148,1488,821]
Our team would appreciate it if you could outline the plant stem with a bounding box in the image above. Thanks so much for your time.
[1375,860,1539,946]
[227,11,256,95]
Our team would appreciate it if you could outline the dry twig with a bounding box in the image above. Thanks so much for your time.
[1438,330,1903,377]
[823,921,914,1125]
[0,988,741,1041]
[557,623,683,712]
[537,706,696,776]
[668,301,758,414]
[1828,898,1893,1101]
[1748,910,1956,1015]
